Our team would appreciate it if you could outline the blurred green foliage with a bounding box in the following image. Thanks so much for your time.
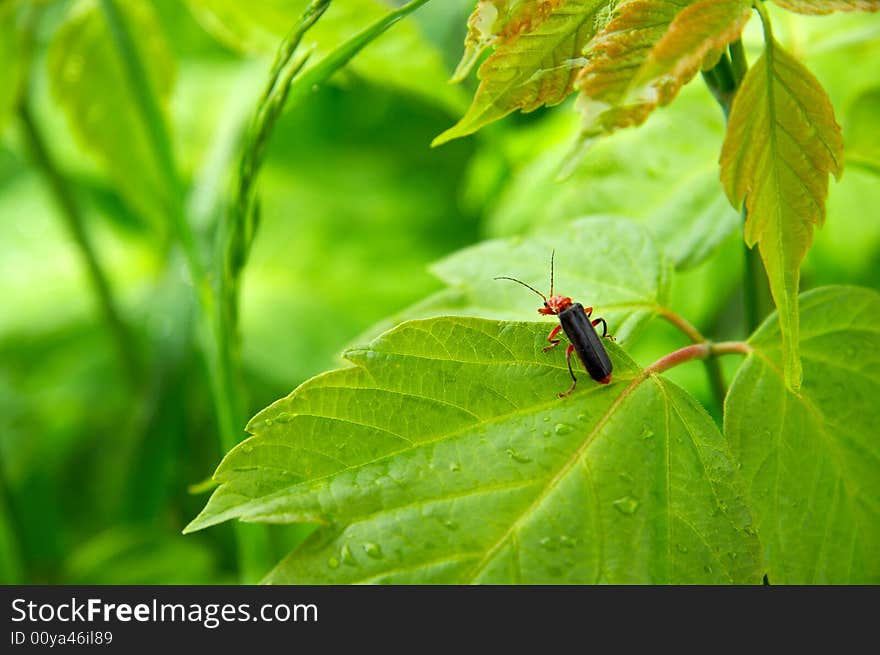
[0,0,877,584]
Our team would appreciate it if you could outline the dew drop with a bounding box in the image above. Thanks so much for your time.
[543,430,552,437]
[241,443,254,454]
[506,448,532,464]
[554,423,574,436]
[539,537,554,550]
[676,544,689,554]
[703,565,713,574]
[274,411,292,423]
[640,425,655,439]
[449,462,461,472]
[363,542,383,559]
[327,557,340,569]
[340,543,357,566]
[543,416,551,422]
[264,418,274,427]
[577,414,586,422]
[443,520,458,531]
[612,496,640,515]
[559,535,576,549]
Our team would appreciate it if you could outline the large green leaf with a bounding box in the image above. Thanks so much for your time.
[188,317,760,583]
[47,0,175,227]
[434,0,613,145]
[185,0,463,111]
[725,286,880,583]
[576,0,752,138]
[720,36,844,390]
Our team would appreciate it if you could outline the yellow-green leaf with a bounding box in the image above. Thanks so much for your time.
[434,0,613,146]
[576,0,751,138]
[772,0,880,15]
[452,0,542,82]
[720,37,843,389]
[47,0,175,227]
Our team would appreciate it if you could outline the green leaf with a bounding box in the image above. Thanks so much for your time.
[725,286,880,583]
[188,316,760,583]
[576,0,752,138]
[434,0,613,146]
[0,1,25,132]
[186,0,463,111]
[358,217,671,346]
[720,37,843,390]
[772,1,880,15]
[475,87,739,270]
[47,0,175,226]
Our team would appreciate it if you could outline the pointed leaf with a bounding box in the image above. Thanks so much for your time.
[47,0,175,226]
[434,0,613,146]
[772,1,880,15]
[452,0,529,82]
[720,38,843,389]
[576,0,751,138]
[725,286,880,583]
[189,317,760,584]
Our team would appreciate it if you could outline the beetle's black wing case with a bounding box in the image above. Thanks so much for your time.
[558,303,613,382]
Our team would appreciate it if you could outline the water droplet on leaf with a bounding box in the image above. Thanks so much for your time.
[327,557,340,569]
[363,542,383,559]
[612,496,640,515]
[554,423,574,435]
[340,543,357,566]
[506,448,532,464]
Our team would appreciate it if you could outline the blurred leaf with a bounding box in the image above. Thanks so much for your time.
[845,87,880,175]
[47,0,175,227]
[423,216,670,342]
[576,0,751,138]
[726,286,880,583]
[482,87,739,270]
[772,1,880,15]
[189,317,760,583]
[0,1,25,132]
[186,0,463,111]
[65,527,218,584]
[720,37,843,390]
[434,0,613,145]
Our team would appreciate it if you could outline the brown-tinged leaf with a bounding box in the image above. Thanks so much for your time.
[720,37,843,389]
[576,0,751,138]
[772,0,880,15]
[434,0,613,146]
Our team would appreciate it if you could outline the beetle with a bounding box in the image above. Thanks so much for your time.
[496,251,613,397]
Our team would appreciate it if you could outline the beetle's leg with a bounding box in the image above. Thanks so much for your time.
[592,317,616,341]
[558,344,578,398]
[583,306,593,318]
[543,325,563,352]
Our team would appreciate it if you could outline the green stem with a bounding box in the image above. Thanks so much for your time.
[98,0,267,582]
[18,101,142,386]
[729,38,748,85]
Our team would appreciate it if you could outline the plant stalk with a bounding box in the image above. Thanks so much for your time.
[98,0,268,582]
[659,308,729,410]
[18,101,142,387]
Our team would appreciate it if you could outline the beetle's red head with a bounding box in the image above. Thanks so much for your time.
[539,295,573,316]
[495,250,573,316]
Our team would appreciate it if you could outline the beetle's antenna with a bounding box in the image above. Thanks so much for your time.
[494,276,548,302]
[549,250,556,296]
